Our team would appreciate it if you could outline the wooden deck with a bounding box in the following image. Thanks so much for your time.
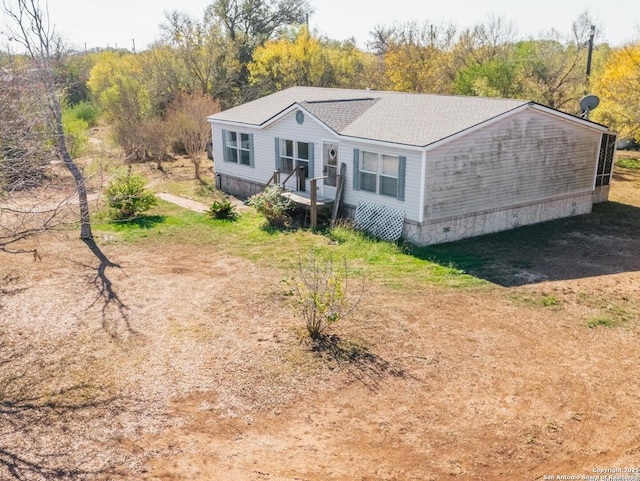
[282,190,334,207]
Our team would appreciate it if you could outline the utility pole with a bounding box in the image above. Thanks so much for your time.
[585,25,595,93]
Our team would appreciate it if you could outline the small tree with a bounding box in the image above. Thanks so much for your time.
[288,251,365,340]
[105,169,157,220]
[167,92,220,180]
[61,109,89,159]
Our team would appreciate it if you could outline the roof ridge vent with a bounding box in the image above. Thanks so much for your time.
[304,97,376,104]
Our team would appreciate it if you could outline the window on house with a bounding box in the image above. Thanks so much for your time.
[297,141,309,178]
[358,151,402,198]
[239,133,251,165]
[360,151,378,192]
[277,139,314,179]
[281,139,294,173]
[380,154,399,196]
[596,133,616,187]
[222,130,254,167]
[225,131,238,162]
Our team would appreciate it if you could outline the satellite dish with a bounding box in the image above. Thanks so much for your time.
[580,94,600,118]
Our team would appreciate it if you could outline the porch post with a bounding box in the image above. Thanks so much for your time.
[310,178,318,228]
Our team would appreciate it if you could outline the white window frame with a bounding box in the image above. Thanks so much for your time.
[224,130,253,167]
[360,150,400,197]
[279,139,312,176]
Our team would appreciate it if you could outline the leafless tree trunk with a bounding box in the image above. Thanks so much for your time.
[2,0,93,239]
[0,53,79,253]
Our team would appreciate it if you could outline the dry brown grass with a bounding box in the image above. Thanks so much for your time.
[2,154,640,480]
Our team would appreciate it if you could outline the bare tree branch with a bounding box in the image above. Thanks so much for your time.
[1,0,93,241]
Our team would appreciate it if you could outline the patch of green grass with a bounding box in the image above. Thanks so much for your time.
[92,202,486,290]
[584,301,636,328]
[615,157,640,170]
[542,295,560,307]
[93,200,214,243]
[587,317,618,328]
[325,224,485,288]
[510,292,562,308]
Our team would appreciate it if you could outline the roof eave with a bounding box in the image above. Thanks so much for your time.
[527,102,610,132]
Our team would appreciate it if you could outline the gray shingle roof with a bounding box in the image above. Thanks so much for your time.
[300,98,380,132]
[209,86,530,147]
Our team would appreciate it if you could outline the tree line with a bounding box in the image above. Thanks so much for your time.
[67,5,640,148]
[1,0,639,247]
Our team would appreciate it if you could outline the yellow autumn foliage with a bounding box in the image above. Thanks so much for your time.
[592,42,640,142]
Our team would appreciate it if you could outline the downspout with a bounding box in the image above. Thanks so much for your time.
[418,149,427,223]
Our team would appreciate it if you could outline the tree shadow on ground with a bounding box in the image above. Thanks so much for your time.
[413,201,640,287]
[0,338,126,480]
[80,238,135,337]
[309,334,407,392]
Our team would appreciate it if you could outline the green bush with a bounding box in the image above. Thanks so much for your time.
[247,185,294,228]
[62,113,89,159]
[207,199,238,220]
[68,101,100,127]
[105,170,158,220]
[615,157,640,170]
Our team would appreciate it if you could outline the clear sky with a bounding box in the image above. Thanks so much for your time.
[6,0,639,52]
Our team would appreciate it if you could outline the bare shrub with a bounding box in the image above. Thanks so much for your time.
[139,119,169,171]
[166,92,220,180]
[287,251,365,340]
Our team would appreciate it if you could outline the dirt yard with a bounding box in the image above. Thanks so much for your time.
[2,156,640,480]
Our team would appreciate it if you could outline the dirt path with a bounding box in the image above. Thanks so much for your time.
[157,192,248,213]
[156,192,210,213]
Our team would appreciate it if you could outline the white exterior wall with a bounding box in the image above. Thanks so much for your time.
[211,110,424,221]
[339,139,423,222]
[211,110,338,196]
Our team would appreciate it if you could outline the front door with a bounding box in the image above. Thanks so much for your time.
[322,142,339,196]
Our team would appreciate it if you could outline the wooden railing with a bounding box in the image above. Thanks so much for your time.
[265,170,280,187]
[263,162,346,228]
[280,166,305,191]
[330,163,347,226]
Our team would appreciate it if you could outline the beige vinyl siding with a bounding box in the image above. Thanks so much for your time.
[339,140,422,222]
[424,108,601,221]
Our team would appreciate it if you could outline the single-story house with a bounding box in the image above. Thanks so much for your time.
[207,86,616,245]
